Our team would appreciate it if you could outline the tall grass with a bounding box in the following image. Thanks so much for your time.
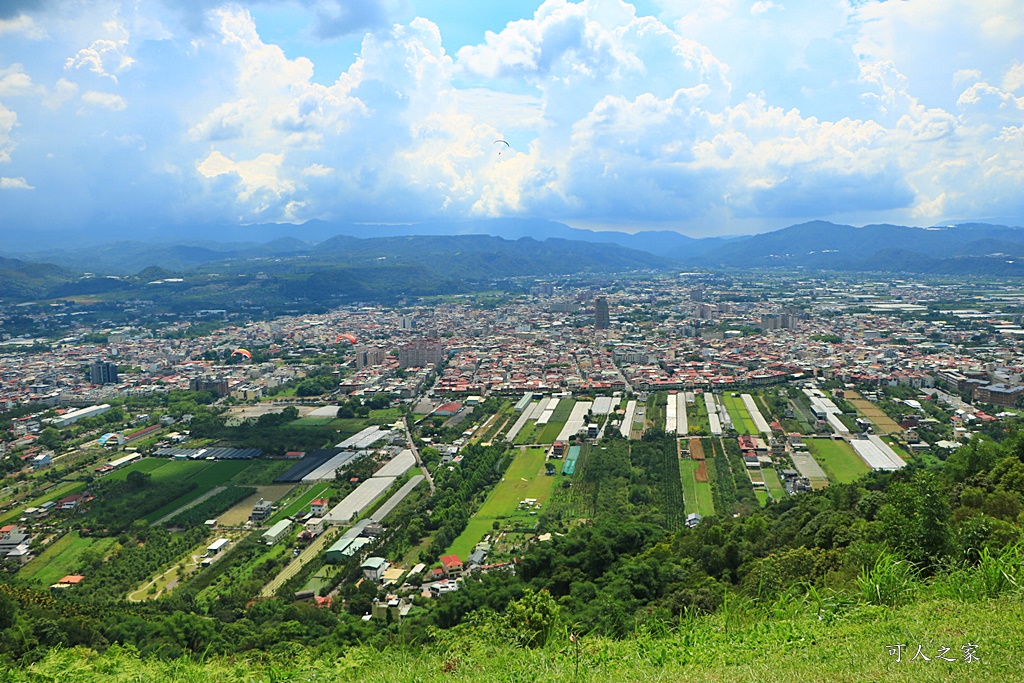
[856,550,919,606]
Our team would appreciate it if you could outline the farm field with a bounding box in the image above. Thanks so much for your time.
[755,490,770,506]
[845,390,904,434]
[218,484,296,526]
[805,438,870,484]
[688,399,709,435]
[445,447,556,561]
[762,466,787,500]
[721,394,757,435]
[512,419,538,445]
[679,459,715,517]
[537,400,575,443]
[269,482,332,524]
[880,436,913,461]
[103,458,171,481]
[143,486,214,524]
[107,457,256,486]
[18,531,119,587]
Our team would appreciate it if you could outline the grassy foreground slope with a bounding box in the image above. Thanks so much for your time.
[10,594,1022,682]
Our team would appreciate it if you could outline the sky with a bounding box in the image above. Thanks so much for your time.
[0,0,1022,242]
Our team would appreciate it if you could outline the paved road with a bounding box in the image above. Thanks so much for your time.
[404,416,435,495]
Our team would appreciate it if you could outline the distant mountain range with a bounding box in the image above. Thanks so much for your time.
[3,219,1024,307]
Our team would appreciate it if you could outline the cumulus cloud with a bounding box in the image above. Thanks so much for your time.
[1,0,1023,236]
[0,65,40,97]
[0,176,34,190]
[81,90,126,110]
[66,36,135,82]
[0,14,46,38]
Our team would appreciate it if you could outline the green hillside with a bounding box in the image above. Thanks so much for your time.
[6,591,1021,682]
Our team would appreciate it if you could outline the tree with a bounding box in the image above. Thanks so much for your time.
[37,426,61,450]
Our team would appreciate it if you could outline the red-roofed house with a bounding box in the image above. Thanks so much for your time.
[440,554,463,578]
[310,498,329,516]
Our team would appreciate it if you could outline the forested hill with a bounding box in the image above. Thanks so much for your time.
[0,233,673,307]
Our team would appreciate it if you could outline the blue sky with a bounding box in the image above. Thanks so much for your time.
[0,0,1022,242]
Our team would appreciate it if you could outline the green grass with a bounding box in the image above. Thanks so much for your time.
[445,448,557,561]
[537,420,568,444]
[722,394,757,435]
[186,460,254,486]
[679,459,715,517]
[755,489,770,506]
[805,438,871,484]
[17,531,119,587]
[103,458,172,481]
[762,466,787,501]
[513,420,539,444]
[13,591,1024,682]
[229,459,294,485]
[269,482,331,524]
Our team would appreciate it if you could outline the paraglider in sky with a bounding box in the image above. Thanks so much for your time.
[231,348,252,359]
[494,139,510,155]
[336,333,357,345]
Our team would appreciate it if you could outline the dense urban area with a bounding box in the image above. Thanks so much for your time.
[1,271,1024,669]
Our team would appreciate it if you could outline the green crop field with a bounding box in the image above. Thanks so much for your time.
[679,459,715,517]
[762,466,787,500]
[722,394,757,435]
[146,460,212,482]
[187,460,254,486]
[142,485,215,524]
[445,447,557,561]
[103,458,172,481]
[806,438,870,484]
[18,531,119,587]
[537,420,568,444]
[269,482,331,524]
[755,490,770,506]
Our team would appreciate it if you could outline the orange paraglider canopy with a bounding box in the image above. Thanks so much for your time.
[336,333,357,345]
[231,348,252,359]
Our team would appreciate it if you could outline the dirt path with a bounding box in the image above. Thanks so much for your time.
[153,486,226,525]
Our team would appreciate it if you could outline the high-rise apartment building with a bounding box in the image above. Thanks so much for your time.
[595,297,610,329]
[89,361,119,385]
[398,339,444,368]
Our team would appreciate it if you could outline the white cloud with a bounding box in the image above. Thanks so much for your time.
[66,36,135,82]
[43,78,79,110]
[302,164,334,176]
[0,64,40,97]
[0,14,46,39]
[1,0,1023,235]
[81,90,126,110]
[1004,63,1024,93]
[197,150,294,209]
[0,176,34,190]
[751,2,782,16]
[0,103,15,163]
